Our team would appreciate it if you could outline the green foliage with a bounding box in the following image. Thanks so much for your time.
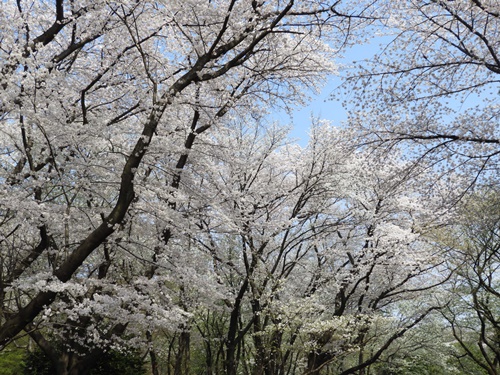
[449,341,491,375]
[89,349,147,375]
[372,357,450,375]
[22,347,146,375]
[0,347,25,375]
[23,348,55,375]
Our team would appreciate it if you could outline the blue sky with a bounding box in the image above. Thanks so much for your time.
[274,40,383,146]
[279,36,490,147]
[283,76,343,144]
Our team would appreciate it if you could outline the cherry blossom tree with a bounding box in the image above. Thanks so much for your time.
[440,188,500,375]
[343,0,500,190]
[286,128,449,375]
[159,121,453,375]
[0,1,476,374]
[0,0,382,374]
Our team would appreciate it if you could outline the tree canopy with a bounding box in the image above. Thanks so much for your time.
[0,1,499,375]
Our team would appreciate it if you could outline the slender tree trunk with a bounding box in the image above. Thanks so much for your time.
[251,299,267,375]
[306,351,333,375]
[174,330,190,375]
[147,330,160,375]
[226,339,238,375]
[225,279,249,375]
[358,351,365,375]
[268,329,283,375]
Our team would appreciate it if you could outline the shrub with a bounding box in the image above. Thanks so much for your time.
[23,347,146,375]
